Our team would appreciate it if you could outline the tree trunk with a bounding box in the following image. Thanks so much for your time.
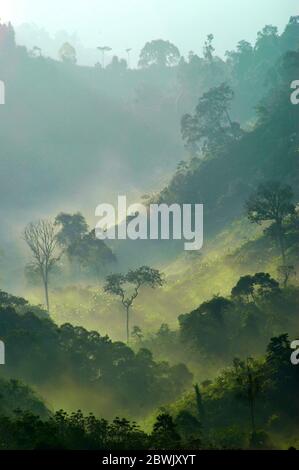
[126,306,130,344]
[44,275,50,314]
[249,398,256,436]
[277,223,286,264]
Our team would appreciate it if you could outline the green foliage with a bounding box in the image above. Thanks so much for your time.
[157,47,299,238]
[178,274,298,363]
[181,83,242,156]
[0,302,192,418]
[0,378,49,418]
[231,273,280,301]
[169,334,298,449]
[0,16,299,451]
[246,182,295,227]
[0,290,28,308]
[138,40,180,68]
[151,413,181,449]
[55,213,116,279]
[104,266,164,342]
[55,212,89,247]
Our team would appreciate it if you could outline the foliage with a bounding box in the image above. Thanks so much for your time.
[181,83,243,156]
[0,300,192,418]
[104,266,164,342]
[138,40,180,68]
[55,213,116,279]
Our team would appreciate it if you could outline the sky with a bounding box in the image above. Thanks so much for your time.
[1,0,299,65]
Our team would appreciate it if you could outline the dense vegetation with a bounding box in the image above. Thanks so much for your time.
[0,15,298,450]
[0,297,192,418]
[0,333,298,450]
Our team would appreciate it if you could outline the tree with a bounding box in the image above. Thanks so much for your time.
[0,21,16,56]
[174,410,202,443]
[125,48,132,68]
[55,212,88,249]
[106,55,127,73]
[55,213,115,279]
[104,266,164,343]
[69,229,116,280]
[246,181,295,264]
[233,357,262,441]
[97,46,112,68]
[194,383,205,425]
[181,83,242,156]
[151,413,181,449]
[225,40,253,80]
[255,25,280,63]
[0,290,28,308]
[131,325,143,343]
[179,296,232,357]
[32,46,42,58]
[59,42,77,64]
[203,34,215,61]
[23,220,61,313]
[138,39,180,68]
[231,273,280,302]
[277,265,296,288]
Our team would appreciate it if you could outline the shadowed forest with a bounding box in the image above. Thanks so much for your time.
[0,11,299,450]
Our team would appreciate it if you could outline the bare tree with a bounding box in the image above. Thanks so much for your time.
[24,220,61,313]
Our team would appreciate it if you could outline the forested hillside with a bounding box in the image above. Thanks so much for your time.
[0,14,298,450]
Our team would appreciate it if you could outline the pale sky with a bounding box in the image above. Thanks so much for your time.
[1,0,298,65]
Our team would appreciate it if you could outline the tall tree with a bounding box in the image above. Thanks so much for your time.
[0,21,16,55]
[151,413,181,449]
[24,220,61,313]
[181,83,242,156]
[246,181,295,264]
[233,357,262,441]
[231,273,280,302]
[55,212,88,249]
[55,213,115,279]
[203,34,215,61]
[138,39,180,68]
[104,266,164,343]
[97,46,112,68]
[59,42,77,64]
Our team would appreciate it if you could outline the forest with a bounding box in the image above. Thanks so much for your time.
[0,9,298,451]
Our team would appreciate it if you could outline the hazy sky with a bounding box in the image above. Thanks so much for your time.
[1,0,298,64]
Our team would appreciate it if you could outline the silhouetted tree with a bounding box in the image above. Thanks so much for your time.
[246,181,295,264]
[97,46,112,68]
[59,42,77,64]
[231,273,280,302]
[55,213,115,279]
[138,39,180,68]
[181,83,242,156]
[203,34,215,61]
[151,413,181,449]
[233,357,262,442]
[104,266,164,343]
[55,212,88,248]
